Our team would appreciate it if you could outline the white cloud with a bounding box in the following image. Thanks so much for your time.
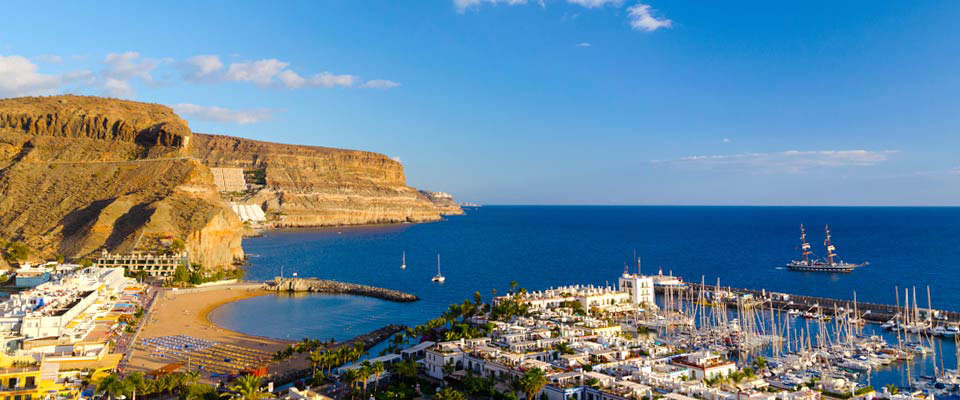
[103,51,160,82]
[221,59,357,89]
[950,166,960,175]
[308,72,356,88]
[722,138,731,143]
[360,79,401,89]
[0,55,73,97]
[576,42,592,47]
[102,78,134,98]
[390,156,402,163]
[567,0,622,8]
[277,70,307,88]
[454,0,529,13]
[626,2,672,31]
[35,54,63,64]
[172,103,273,125]
[224,59,290,87]
[652,150,897,174]
[181,55,224,82]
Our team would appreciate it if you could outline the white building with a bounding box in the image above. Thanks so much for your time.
[670,352,736,380]
[0,267,131,344]
[618,272,655,308]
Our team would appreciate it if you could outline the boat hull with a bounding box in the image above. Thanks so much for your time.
[786,264,856,273]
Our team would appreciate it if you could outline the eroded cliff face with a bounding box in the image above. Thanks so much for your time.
[0,95,460,268]
[0,96,242,268]
[190,134,462,227]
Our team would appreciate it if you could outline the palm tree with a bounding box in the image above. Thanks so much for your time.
[372,361,386,390]
[751,356,768,371]
[395,359,419,383]
[358,361,373,395]
[509,281,518,295]
[122,371,146,400]
[309,349,325,374]
[509,376,524,400]
[520,368,547,400]
[184,370,201,386]
[97,373,128,400]
[885,384,899,395]
[341,369,361,399]
[434,387,467,400]
[226,375,269,400]
[554,342,574,355]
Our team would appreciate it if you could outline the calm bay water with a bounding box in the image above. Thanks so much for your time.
[213,206,960,338]
[209,206,960,384]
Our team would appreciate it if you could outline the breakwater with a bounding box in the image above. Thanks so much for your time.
[677,283,960,323]
[264,277,419,302]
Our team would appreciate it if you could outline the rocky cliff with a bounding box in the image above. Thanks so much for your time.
[190,134,462,227]
[0,95,243,268]
[0,95,460,268]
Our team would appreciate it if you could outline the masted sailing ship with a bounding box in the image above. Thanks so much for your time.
[786,224,867,272]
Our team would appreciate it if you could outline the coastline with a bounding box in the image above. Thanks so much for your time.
[126,284,307,380]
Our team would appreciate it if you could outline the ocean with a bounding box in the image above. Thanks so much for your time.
[208,206,960,386]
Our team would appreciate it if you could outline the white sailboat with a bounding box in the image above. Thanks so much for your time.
[432,253,445,283]
[401,251,406,270]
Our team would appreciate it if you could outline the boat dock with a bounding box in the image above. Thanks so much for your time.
[667,282,960,324]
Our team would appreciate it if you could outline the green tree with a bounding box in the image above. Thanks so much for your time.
[225,375,269,400]
[358,361,373,395]
[434,387,467,400]
[520,368,547,400]
[123,371,147,400]
[395,359,419,382]
[97,373,129,400]
[885,384,898,395]
[174,263,191,283]
[372,360,385,390]
[309,349,325,374]
[170,238,186,253]
[554,342,575,355]
[3,241,29,263]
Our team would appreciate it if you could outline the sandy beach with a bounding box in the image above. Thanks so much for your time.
[126,284,307,380]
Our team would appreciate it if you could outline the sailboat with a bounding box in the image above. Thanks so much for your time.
[786,225,867,272]
[401,251,406,270]
[431,253,445,283]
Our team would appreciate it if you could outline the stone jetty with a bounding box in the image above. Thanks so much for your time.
[265,277,419,302]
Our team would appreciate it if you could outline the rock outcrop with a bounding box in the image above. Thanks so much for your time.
[0,95,460,269]
[266,277,419,302]
[190,134,462,227]
[0,96,242,268]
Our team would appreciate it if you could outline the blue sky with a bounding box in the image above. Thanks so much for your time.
[2,0,958,205]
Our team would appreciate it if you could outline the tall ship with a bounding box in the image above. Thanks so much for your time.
[786,225,867,272]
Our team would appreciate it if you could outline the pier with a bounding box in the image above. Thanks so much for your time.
[265,277,419,302]
[676,282,960,323]
[674,282,960,323]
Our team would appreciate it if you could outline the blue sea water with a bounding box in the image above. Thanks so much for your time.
[209,206,960,385]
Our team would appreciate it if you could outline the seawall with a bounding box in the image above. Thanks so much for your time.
[264,277,419,302]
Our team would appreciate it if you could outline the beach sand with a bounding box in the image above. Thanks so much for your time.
[125,284,307,380]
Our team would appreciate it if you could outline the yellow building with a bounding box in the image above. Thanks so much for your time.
[0,355,76,400]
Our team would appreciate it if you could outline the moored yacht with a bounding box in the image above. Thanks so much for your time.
[431,253,445,283]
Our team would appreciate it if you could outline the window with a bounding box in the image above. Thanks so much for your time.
[24,377,34,388]
[8,378,16,388]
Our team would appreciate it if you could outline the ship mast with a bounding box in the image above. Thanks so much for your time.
[800,224,813,265]
[824,225,837,266]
